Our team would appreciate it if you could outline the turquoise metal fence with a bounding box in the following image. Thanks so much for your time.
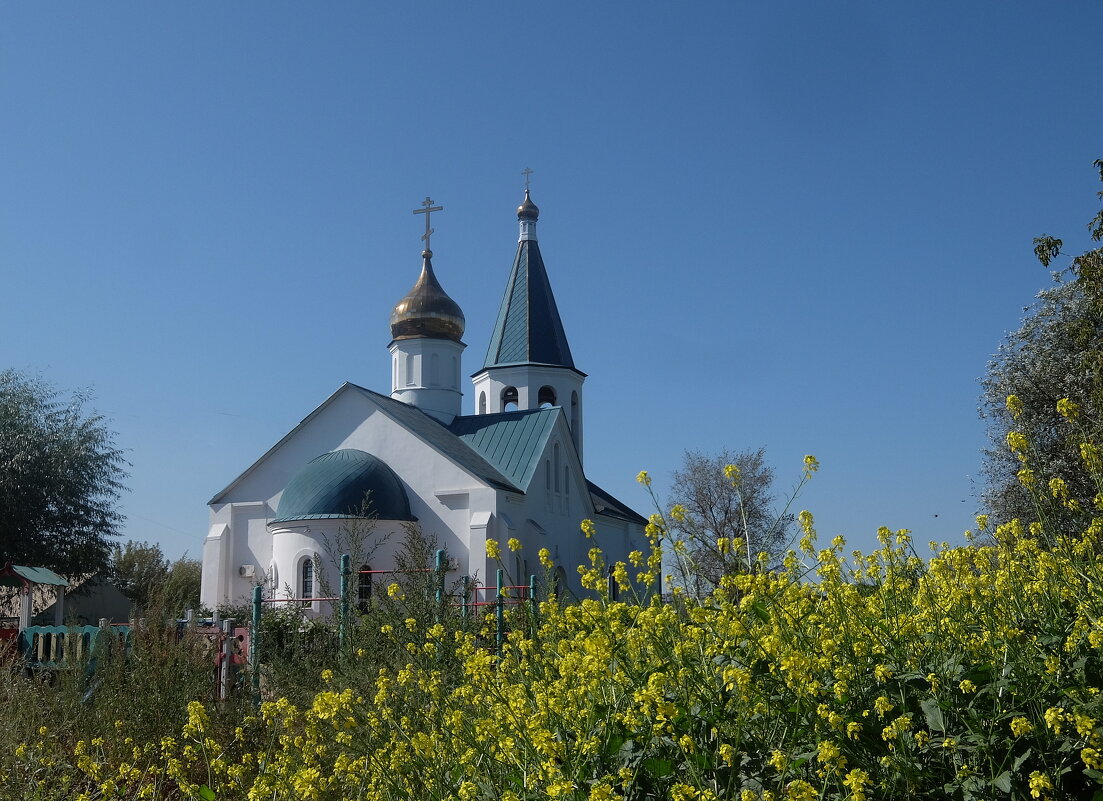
[18,622,131,668]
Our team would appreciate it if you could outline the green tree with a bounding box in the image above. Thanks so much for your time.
[667,447,793,593]
[109,540,169,611]
[109,541,202,614]
[0,370,127,575]
[980,159,1103,534]
[161,555,202,614]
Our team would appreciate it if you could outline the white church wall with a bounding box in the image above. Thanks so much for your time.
[203,384,521,610]
[489,417,646,600]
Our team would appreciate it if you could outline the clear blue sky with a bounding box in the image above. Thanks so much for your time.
[2,2,1100,561]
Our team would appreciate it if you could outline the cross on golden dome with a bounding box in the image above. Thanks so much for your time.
[412,196,443,254]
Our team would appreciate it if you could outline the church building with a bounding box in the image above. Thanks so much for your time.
[200,189,647,612]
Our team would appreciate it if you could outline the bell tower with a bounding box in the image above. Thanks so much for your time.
[471,183,586,460]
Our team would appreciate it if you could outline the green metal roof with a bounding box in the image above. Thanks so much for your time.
[273,449,415,523]
[345,385,522,492]
[482,240,577,370]
[586,481,648,525]
[0,564,69,587]
[450,408,560,489]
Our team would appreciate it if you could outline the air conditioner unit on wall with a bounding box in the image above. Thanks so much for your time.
[238,564,256,578]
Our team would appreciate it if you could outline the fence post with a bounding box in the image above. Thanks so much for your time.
[220,618,235,703]
[251,586,262,709]
[495,567,505,653]
[435,550,446,620]
[339,554,350,654]
[94,617,108,659]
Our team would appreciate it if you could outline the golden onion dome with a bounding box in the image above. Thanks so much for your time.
[517,189,539,221]
[389,251,465,342]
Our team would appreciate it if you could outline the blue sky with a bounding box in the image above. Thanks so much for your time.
[2,1,1100,561]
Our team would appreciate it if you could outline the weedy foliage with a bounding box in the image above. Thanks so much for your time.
[4,421,1103,800]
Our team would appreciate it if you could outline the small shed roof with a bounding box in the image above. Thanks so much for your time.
[0,564,69,587]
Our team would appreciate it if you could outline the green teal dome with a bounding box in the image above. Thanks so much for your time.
[272,449,415,523]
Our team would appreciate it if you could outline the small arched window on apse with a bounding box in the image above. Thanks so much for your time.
[357,564,372,613]
[502,386,519,412]
[301,557,314,605]
[554,443,561,493]
[479,392,487,415]
[538,386,557,408]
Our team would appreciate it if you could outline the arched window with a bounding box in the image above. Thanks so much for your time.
[554,566,569,598]
[538,386,556,408]
[357,564,372,613]
[301,558,314,603]
[405,354,414,386]
[479,392,487,414]
[502,386,519,412]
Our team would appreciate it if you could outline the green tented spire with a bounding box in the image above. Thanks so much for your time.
[482,195,576,370]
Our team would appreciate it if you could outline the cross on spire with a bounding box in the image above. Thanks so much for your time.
[412,196,443,253]
[522,167,533,191]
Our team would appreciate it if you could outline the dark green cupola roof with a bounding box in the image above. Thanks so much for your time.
[273,449,414,523]
[482,193,577,371]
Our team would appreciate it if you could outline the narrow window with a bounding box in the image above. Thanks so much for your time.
[479,392,487,414]
[502,386,519,412]
[357,564,372,613]
[554,566,568,597]
[554,443,561,493]
[538,386,556,408]
[405,354,414,386]
[570,391,581,452]
[301,558,314,603]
